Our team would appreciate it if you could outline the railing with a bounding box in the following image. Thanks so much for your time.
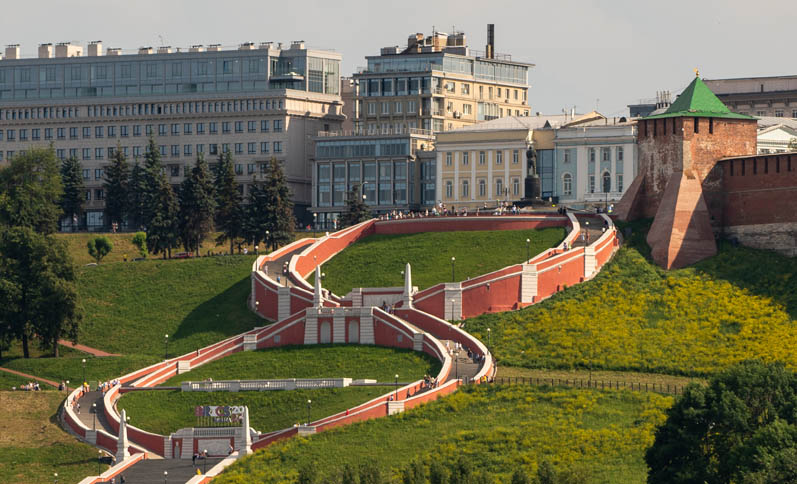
[491,376,687,395]
[316,128,433,138]
[180,378,353,392]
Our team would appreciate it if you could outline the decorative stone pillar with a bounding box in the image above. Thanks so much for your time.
[313,265,324,307]
[116,408,130,463]
[237,406,252,456]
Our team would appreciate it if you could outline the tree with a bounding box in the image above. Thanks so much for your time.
[646,361,797,484]
[104,145,129,229]
[0,147,63,234]
[132,231,148,259]
[127,160,146,231]
[261,157,295,250]
[146,174,180,259]
[60,156,84,232]
[214,152,244,254]
[178,155,215,256]
[141,137,165,230]
[341,185,371,228]
[87,236,113,263]
[0,227,81,358]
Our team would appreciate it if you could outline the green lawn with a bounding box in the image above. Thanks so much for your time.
[1,355,160,387]
[162,345,441,386]
[118,387,390,435]
[464,220,797,376]
[311,228,566,296]
[214,384,672,484]
[77,255,260,356]
[0,371,53,391]
[0,392,109,484]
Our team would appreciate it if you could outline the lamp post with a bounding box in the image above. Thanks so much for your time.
[65,380,69,393]
[451,257,456,282]
[164,470,168,484]
[92,403,97,430]
[164,334,169,360]
[53,472,58,484]
[203,449,208,474]
[526,238,531,261]
[81,358,86,387]
[487,328,491,351]
[97,450,102,476]
[313,213,317,237]
[450,298,455,322]
[455,353,459,380]
[394,374,399,401]
[306,399,312,426]
[265,230,270,251]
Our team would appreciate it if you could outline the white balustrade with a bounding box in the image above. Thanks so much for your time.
[181,378,353,392]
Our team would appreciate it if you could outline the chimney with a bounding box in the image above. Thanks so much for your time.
[157,46,172,54]
[138,46,153,55]
[259,42,272,50]
[38,43,53,59]
[207,44,221,52]
[88,41,103,57]
[189,45,205,53]
[486,24,494,59]
[290,41,305,50]
[5,44,21,60]
[55,42,83,58]
[239,42,255,50]
[106,48,122,56]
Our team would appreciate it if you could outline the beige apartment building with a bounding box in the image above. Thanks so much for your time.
[352,25,533,136]
[0,41,343,229]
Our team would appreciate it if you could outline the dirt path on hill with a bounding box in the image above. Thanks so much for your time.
[59,340,120,357]
[0,366,60,388]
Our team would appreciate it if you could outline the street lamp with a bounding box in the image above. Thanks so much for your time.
[203,449,208,474]
[164,334,169,360]
[92,403,97,430]
[81,359,86,387]
[164,470,168,484]
[97,450,102,476]
[265,230,270,251]
[394,374,399,401]
[306,399,312,425]
[450,298,455,322]
[487,328,492,353]
[53,472,57,484]
[526,238,531,261]
[65,380,69,393]
[313,213,318,237]
[451,257,456,282]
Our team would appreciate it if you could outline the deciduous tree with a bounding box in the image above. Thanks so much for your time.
[0,147,63,234]
[87,236,113,263]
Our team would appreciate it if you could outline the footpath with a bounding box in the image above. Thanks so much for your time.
[0,366,60,388]
[59,340,120,357]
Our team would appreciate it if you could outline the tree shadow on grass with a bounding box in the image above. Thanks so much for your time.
[170,275,260,352]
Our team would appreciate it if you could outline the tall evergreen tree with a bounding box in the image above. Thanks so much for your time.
[261,157,295,250]
[103,145,129,229]
[341,185,371,228]
[146,173,180,259]
[59,156,84,232]
[0,147,63,234]
[127,160,146,230]
[141,136,165,230]
[245,176,269,248]
[214,152,244,254]
[178,155,216,256]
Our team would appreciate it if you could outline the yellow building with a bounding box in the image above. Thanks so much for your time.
[352,25,533,135]
[435,113,604,209]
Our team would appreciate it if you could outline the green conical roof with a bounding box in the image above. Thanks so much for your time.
[645,76,755,120]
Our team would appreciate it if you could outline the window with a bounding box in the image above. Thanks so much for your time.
[461,179,469,197]
[273,120,283,132]
[564,150,571,163]
[19,129,27,141]
[260,120,269,132]
[273,141,282,153]
[247,142,256,154]
[96,189,105,201]
[601,147,610,162]
[170,145,179,157]
[70,127,78,139]
[793,109,797,118]
[497,88,502,98]
[107,126,116,137]
[463,104,472,115]
[513,150,519,164]
[82,148,91,160]
[495,178,503,197]
[171,123,179,135]
[617,174,624,193]
[445,180,453,198]
[235,121,244,133]
[602,172,611,192]
[775,110,784,118]
[247,163,255,174]
[209,122,218,134]
[95,148,104,160]
[95,126,104,138]
[83,127,91,138]
[56,149,65,159]
[381,102,390,114]
[394,101,402,114]
[209,144,218,155]
[513,178,520,196]
[94,168,104,180]
[260,142,269,153]
[85,190,91,201]
[479,179,486,197]
[234,164,243,175]
[184,144,192,156]
[462,152,469,165]
[617,146,624,161]
[71,149,79,159]
[196,144,204,154]
[247,121,256,132]
[159,145,167,156]
[158,124,167,136]
[496,151,503,164]
[57,128,65,140]
[170,165,180,177]
[234,143,243,154]
[445,81,455,93]
[589,148,596,162]
[222,122,230,134]
[694,117,700,134]
[133,125,141,137]
[445,152,452,166]
[563,173,572,195]
[32,129,40,141]
[184,123,192,135]
[589,175,595,193]
[462,84,470,95]
[407,101,417,113]
[479,151,486,165]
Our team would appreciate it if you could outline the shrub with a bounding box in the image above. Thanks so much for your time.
[131,231,148,258]
[86,236,113,263]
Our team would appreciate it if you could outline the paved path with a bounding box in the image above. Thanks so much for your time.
[75,390,116,435]
[60,340,120,357]
[115,457,223,484]
[0,366,60,388]
[261,243,315,288]
[573,214,608,247]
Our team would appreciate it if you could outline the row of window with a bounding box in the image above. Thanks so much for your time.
[738,109,797,118]
[34,141,285,163]
[363,76,527,102]
[0,120,283,142]
[0,99,286,121]
[560,172,624,196]
[444,177,521,199]
[444,150,522,166]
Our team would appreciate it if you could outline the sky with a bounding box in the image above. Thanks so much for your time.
[3,0,795,116]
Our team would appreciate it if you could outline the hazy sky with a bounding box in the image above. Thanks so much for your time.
[3,0,794,116]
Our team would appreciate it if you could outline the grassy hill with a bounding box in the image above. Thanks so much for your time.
[214,384,672,484]
[161,345,442,386]
[0,392,109,484]
[311,228,566,296]
[464,221,797,376]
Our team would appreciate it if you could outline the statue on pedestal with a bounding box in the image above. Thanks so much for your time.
[525,146,541,201]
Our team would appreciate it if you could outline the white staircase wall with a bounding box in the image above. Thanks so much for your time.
[521,264,538,304]
[333,312,346,343]
[443,283,462,321]
[359,308,375,344]
[277,286,291,321]
[304,310,318,345]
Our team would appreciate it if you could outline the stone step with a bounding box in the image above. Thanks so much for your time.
[115,458,223,484]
